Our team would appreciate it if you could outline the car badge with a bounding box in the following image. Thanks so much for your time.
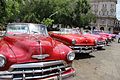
[32,54,50,60]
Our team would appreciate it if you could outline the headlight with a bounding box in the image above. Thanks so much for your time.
[95,39,98,44]
[67,51,75,61]
[0,54,6,67]
[72,39,76,45]
[109,37,112,40]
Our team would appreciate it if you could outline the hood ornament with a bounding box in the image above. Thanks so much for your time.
[32,54,50,60]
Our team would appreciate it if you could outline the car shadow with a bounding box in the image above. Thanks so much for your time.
[96,48,106,51]
[106,44,111,46]
[75,53,95,60]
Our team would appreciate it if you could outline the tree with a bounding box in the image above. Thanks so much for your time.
[0,0,6,26]
[71,0,91,27]
[0,0,96,29]
[41,18,54,27]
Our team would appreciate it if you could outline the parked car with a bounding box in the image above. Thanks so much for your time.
[92,30,112,45]
[0,23,75,80]
[105,32,116,41]
[82,31,106,49]
[117,32,120,43]
[49,28,96,54]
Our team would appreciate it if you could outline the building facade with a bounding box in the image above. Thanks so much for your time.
[89,0,117,33]
[114,20,120,34]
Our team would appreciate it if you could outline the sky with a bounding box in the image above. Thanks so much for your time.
[117,0,120,20]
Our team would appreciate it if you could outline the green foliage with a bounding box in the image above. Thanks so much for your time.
[0,0,6,23]
[41,18,54,27]
[0,0,96,28]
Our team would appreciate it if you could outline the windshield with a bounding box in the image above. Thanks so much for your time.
[83,30,92,34]
[92,30,102,35]
[60,28,80,34]
[7,24,29,34]
[6,23,48,36]
[36,24,48,36]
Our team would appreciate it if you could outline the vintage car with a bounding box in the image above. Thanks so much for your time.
[0,23,75,80]
[117,32,120,43]
[101,32,116,41]
[49,28,96,54]
[92,30,112,45]
[107,33,116,40]
[82,31,106,49]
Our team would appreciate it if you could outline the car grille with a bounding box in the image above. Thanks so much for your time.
[97,41,105,45]
[6,60,67,80]
[70,46,93,50]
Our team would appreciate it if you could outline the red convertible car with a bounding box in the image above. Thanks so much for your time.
[92,30,112,45]
[82,31,106,49]
[0,23,75,80]
[49,28,96,54]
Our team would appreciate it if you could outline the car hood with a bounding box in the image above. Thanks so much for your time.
[3,34,58,63]
[58,34,95,46]
[84,33,105,41]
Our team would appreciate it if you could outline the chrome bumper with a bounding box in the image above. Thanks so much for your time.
[69,46,93,53]
[95,41,106,48]
[41,69,75,80]
[95,44,105,48]
[0,60,75,80]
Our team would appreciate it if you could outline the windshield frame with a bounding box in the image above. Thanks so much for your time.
[5,23,49,36]
[60,28,80,35]
[6,23,29,35]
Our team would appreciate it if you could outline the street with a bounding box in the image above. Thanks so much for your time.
[73,40,120,80]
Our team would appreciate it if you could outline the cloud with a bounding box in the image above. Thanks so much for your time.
[118,0,120,4]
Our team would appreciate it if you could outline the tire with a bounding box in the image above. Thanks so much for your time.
[97,47,103,50]
[118,38,120,43]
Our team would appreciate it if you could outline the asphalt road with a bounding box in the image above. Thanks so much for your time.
[72,40,120,80]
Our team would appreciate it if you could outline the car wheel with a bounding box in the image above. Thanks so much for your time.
[97,47,103,50]
[118,38,120,43]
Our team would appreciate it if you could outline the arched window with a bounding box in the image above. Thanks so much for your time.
[92,27,96,30]
[108,28,111,31]
[100,27,104,31]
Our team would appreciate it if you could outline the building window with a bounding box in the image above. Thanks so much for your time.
[100,27,104,31]
[101,4,107,16]
[92,27,96,31]
[108,28,111,31]
[99,11,101,16]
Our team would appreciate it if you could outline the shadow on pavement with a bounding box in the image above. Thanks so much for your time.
[96,48,106,51]
[106,44,111,46]
[75,53,95,60]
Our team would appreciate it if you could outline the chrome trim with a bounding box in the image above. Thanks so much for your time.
[0,66,66,75]
[0,67,75,80]
[69,46,93,49]
[42,69,75,80]
[95,41,106,48]
[81,49,93,53]
[32,54,50,60]
[69,46,93,53]
[67,51,75,61]
[0,54,6,67]
[95,44,105,47]
[0,60,75,80]
[9,60,65,71]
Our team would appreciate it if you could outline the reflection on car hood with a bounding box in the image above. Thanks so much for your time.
[3,34,56,63]
[58,34,95,45]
